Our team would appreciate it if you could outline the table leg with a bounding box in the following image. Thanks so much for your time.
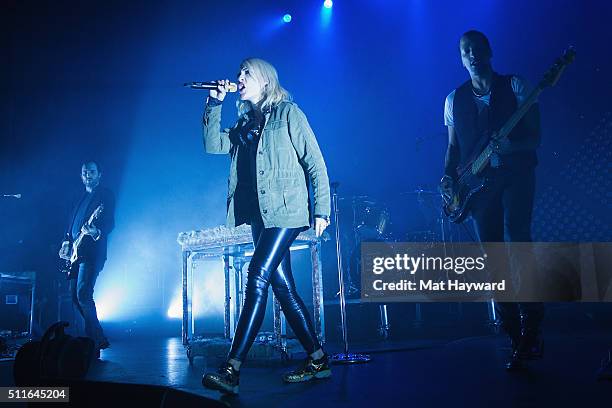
[181,250,190,345]
[310,242,325,344]
[224,253,231,339]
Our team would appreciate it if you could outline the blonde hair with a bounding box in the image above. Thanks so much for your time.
[237,58,291,115]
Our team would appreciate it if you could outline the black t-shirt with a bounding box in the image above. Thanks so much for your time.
[235,110,264,225]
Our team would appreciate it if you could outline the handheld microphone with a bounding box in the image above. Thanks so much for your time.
[184,81,238,92]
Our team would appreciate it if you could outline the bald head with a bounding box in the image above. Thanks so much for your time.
[459,30,493,77]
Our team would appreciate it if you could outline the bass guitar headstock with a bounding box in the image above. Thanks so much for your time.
[540,46,576,89]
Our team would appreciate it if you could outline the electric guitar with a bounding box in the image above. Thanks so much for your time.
[442,47,576,223]
[61,204,104,278]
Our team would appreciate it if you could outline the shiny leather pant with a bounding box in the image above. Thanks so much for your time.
[228,224,321,362]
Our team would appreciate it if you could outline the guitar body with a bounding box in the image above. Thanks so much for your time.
[61,257,79,280]
[69,235,84,265]
[60,204,104,279]
[62,238,83,279]
[443,171,489,223]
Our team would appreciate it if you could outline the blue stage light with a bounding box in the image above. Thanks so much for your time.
[320,0,333,27]
[283,14,292,23]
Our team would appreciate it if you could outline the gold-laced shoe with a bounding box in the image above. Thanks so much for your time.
[283,353,332,383]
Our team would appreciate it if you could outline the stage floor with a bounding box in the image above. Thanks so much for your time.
[1,331,611,407]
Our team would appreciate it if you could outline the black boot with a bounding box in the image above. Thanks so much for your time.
[505,334,527,371]
[506,348,527,371]
[202,362,240,394]
[519,304,545,360]
[283,353,332,383]
[597,350,612,381]
[516,328,544,360]
[506,329,543,371]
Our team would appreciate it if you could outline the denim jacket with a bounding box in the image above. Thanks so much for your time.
[203,100,331,229]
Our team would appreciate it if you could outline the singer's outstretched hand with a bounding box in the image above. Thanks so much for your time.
[210,79,232,101]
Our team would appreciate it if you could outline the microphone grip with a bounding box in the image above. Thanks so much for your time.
[184,81,238,92]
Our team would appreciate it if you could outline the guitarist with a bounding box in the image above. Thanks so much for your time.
[58,160,115,357]
[440,30,544,370]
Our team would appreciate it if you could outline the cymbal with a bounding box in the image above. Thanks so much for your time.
[351,196,378,205]
[399,189,439,195]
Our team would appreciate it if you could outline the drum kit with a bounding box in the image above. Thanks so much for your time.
[329,183,493,365]
[344,188,448,298]
[329,185,457,364]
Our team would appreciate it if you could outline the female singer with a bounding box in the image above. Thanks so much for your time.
[201,58,332,394]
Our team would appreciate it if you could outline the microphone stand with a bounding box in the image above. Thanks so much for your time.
[330,182,371,364]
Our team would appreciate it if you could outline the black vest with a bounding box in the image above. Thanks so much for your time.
[452,74,537,169]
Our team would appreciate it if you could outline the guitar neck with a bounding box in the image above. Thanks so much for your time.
[470,84,543,174]
[71,207,101,254]
[73,232,84,246]
[497,85,542,140]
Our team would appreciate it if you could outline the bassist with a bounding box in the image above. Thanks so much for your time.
[440,30,544,370]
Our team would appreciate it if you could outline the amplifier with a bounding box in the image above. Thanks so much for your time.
[0,271,35,335]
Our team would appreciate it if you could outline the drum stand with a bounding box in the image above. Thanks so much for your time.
[330,182,371,364]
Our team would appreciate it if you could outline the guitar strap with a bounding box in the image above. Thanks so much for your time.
[458,74,513,172]
[69,190,97,240]
[68,192,87,240]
